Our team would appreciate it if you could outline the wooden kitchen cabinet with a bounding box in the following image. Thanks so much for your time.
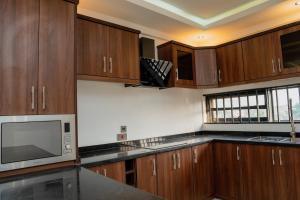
[0,0,75,116]
[214,142,241,200]
[192,143,214,200]
[77,15,140,84]
[239,145,275,200]
[194,49,218,88]
[0,0,39,116]
[156,148,193,200]
[242,33,278,81]
[38,0,75,114]
[274,25,300,75]
[216,42,245,86]
[136,155,158,195]
[158,42,196,88]
[89,161,125,183]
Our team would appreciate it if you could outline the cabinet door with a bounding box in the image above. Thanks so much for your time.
[240,145,275,200]
[214,143,240,200]
[77,19,108,77]
[38,0,75,114]
[275,25,300,75]
[0,0,39,115]
[89,162,125,183]
[194,49,218,87]
[136,155,158,195]
[274,147,298,200]
[172,45,195,87]
[192,144,214,200]
[157,151,177,200]
[175,148,193,200]
[121,31,140,80]
[216,42,244,86]
[242,33,278,81]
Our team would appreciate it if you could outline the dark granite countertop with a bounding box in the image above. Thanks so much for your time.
[80,133,300,167]
[0,167,162,200]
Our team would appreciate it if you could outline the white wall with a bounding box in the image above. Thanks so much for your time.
[77,81,203,147]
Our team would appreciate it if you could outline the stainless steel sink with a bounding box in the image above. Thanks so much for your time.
[248,136,288,142]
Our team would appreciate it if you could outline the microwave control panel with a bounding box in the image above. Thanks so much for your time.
[64,122,73,154]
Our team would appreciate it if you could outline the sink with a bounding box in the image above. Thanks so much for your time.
[248,136,288,142]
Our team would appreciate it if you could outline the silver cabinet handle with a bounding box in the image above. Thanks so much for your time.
[278,58,282,72]
[109,57,113,73]
[272,59,276,73]
[176,69,179,81]
[272,149,276,166]
[31,86,35,110]
[103,56,107,73]
[279,149,283,166]
[218,69,222,82]
[177,153,181,169]
[237,146,240,161]
[152,159,157,176]
[193,149,198,164]
[103,168,107,177]
[172,154,177,170]
[42,86,46,110]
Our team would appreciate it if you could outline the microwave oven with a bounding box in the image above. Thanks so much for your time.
[0,115,76,172]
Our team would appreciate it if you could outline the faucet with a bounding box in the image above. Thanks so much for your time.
[289,99,297,142]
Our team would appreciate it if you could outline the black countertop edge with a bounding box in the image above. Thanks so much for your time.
[80,133,300,168]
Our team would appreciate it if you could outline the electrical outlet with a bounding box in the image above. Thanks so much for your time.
[117,133,127,141]
[117,126,127,141]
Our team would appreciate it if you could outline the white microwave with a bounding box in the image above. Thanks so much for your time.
[0,115,76,172]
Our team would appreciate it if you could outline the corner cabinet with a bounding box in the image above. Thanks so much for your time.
[194,49,218,88]
[0,0,75,116]
[158,42,196,88]
[77,15,140,84]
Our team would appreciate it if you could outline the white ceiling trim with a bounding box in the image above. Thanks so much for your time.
[126,0,278,28]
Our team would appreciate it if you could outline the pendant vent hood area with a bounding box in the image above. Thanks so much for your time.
[125,37,172,89]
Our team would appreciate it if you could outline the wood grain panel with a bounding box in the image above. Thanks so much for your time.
[192,143,214,200]
[214,142,240,200]
[194,49,218,87]
[0,0,39,115]
[136,155,158,195]
[89,161,125,183]
[38,0,75,114]
[216,42,244,86]
[242,33,278,81]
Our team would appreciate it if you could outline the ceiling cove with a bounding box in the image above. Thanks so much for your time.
[125,0,281,29]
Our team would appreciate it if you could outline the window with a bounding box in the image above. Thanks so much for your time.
[205,84,300,124]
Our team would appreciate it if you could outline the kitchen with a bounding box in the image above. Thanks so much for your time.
[0,0,300,199]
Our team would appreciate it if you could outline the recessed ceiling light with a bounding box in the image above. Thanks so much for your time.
[296,1,300,5]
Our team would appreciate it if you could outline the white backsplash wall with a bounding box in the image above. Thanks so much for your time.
[77,80,203,147]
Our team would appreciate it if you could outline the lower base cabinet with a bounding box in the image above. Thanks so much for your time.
[157,148,193,200]
[88,161,125,183]
[136,155,158,195]
[192,143,214,200]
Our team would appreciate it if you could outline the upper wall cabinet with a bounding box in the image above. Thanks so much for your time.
[275,25,300,75]
[158,42,196,88]
[194,49,218,88]
[242,33,279,81]
[216,42,245,86]
[77,15,140,84]
[0,0,76,116]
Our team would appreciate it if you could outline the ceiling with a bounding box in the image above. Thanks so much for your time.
[78,0,300,46]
